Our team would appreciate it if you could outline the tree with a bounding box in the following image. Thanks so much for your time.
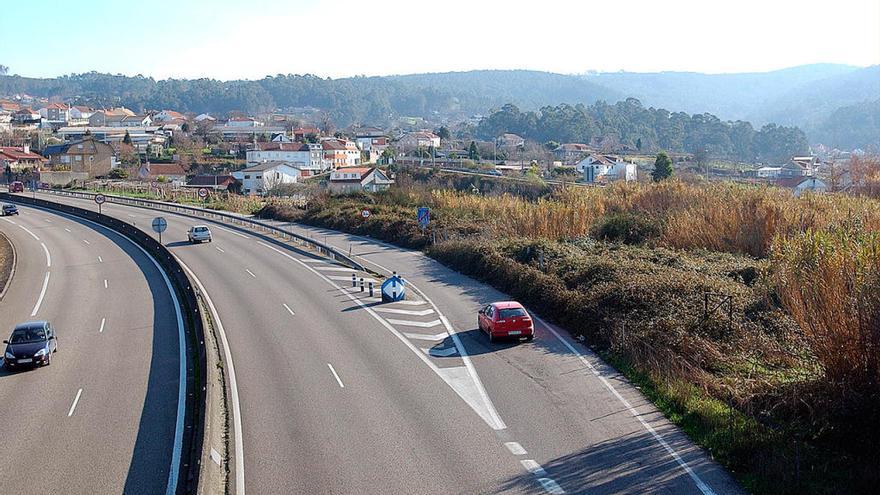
[436,126,450,140]
[181,122,190,133]
[636,137,642,151]
[468,141,480,160]
[123,130,132,145]
[0,65,7,76]
[108,167,129,179]
[652,151,674,182]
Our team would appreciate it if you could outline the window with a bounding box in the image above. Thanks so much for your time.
[244,175,251,179]
[75,155,82,161]
[499,308,528,318]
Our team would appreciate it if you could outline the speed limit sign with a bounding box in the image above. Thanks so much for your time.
[361,209,371,218]
[198,187,209,199]
[94,194,106,205]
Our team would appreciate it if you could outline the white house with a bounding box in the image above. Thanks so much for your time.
[577,154,638,182]
[246,142,326,176]
[776,176,828,197]
[69,106,94,120]
[328,167,394,194]
[194,113,215,122]
[397,131,440,150]
[322,138,361,168]
[153,110,186,122]
[232,162,302,195]
[225,117,263,128]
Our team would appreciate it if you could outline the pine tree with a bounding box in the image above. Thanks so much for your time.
[123,130,132,145]
[652,151,673,182]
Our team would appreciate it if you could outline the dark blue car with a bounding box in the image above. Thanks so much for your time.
[3,321,58,370]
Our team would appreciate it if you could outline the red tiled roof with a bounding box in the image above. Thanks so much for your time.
[187,175,236,186]
[0,147,47,162]
[257,142,310,151]
[148,163,186,176]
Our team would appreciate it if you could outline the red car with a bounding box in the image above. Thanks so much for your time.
[478,301,534,342]
[9,181,24,193]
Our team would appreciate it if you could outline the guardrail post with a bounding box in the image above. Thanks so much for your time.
[369,281,374,297]
[359,277,364,292]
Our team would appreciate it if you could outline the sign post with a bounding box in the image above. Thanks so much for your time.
[94,194,106,215]
[381,271,406,302]
[152,216,168,245]
[417,207,430,230]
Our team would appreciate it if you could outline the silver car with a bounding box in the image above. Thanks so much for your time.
[187,225,212,243]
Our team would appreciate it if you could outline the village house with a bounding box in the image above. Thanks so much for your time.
[39,103,70,123]
[69,106,94,120]
[246,142,326,176]
[327,167,394,194]
[578,154,638,183]
[553,143,591,162]
[0,145,48,171]
[194,113,215,122]
[292,126,321,141]
[353,127,389,163]
[13,108,41,124]
[232,162,302,195]
[137,162,187,185]
[43,137,117,178]
[397,131,440,151]
[0,115,12,134]
[153,110,186,122]
[775,176,828,197]
[226,116,263,128]
[322,138,360,168]
[496,133,525,150]
[185,175,239,192]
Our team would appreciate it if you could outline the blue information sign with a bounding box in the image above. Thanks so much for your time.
[417,207,430,228]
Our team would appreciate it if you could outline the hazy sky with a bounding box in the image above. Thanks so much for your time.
[2,0,878,80]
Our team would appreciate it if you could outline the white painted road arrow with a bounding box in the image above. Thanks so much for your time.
[375,307,436,316]
[404,332,449,341]
[385,318,442,328]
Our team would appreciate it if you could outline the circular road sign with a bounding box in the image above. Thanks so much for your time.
[361,209,371,218]
[151,217,168,234]
[198,187,209,199]
[94,194,106,205]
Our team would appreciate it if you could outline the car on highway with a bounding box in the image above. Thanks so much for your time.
[478,301,534,342]
[3,321,58,370]
[9,181,24,193]
[187,225,212,243]
[1,204,18,216]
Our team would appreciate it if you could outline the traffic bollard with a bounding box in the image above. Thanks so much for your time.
[352,273,356,287]
[369,281,374,297]
[360,277,364,292]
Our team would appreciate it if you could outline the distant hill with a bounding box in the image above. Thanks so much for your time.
[1,64,877,149]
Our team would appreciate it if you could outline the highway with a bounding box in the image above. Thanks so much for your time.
[26,191,744,495]
[0,203,184,494]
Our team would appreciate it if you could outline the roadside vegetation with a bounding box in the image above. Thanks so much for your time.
[253,169,879,495]
[0,231,14,297]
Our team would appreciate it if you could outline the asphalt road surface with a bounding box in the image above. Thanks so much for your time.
[28,191,744,495]
[0,203,184,494]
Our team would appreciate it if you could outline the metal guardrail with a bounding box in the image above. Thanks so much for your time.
[40,188,367,272]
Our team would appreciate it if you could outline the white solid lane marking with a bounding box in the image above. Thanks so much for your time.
[313,266,356,272]
[374,307,435,316]
[327,363,345,388]
[175,257,245,495]
[521,459,546,476]
[18,224,39,240]
[31,272,50,316]
[40,242,51,267]
[403,332,448,341]
[298,258,333,264]
[385,318,442,328]
[104,279,108,289]
[82,239,90,245]
[64,227,72,232]
[97,256,103,263]
[44,218,52,223]
[245,269,256,278]
[127,214,137,218]
[328,275,377,283]
[282,303,296,316]
[1,218,14,224]
[537,477,565,494]
[505,442,527,456]
[215,246,225,253]
[257,239,506,430]
[535,315,716,495]
[67,388,83,417]
[99,317,106,333]
[215,225,249,239]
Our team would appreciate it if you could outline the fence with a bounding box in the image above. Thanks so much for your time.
[40,188,367,272]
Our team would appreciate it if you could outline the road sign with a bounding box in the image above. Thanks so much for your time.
[198,187,209,199]
[381,273,406,302]
[152,216,168,244]
[361,209,371,218]
[417,207,430,228]
[94,194,106,205]
[152,217,167,233]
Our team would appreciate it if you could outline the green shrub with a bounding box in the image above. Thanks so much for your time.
[592,212,662,244]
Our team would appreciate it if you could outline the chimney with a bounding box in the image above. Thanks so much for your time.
[22,144,29,154]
